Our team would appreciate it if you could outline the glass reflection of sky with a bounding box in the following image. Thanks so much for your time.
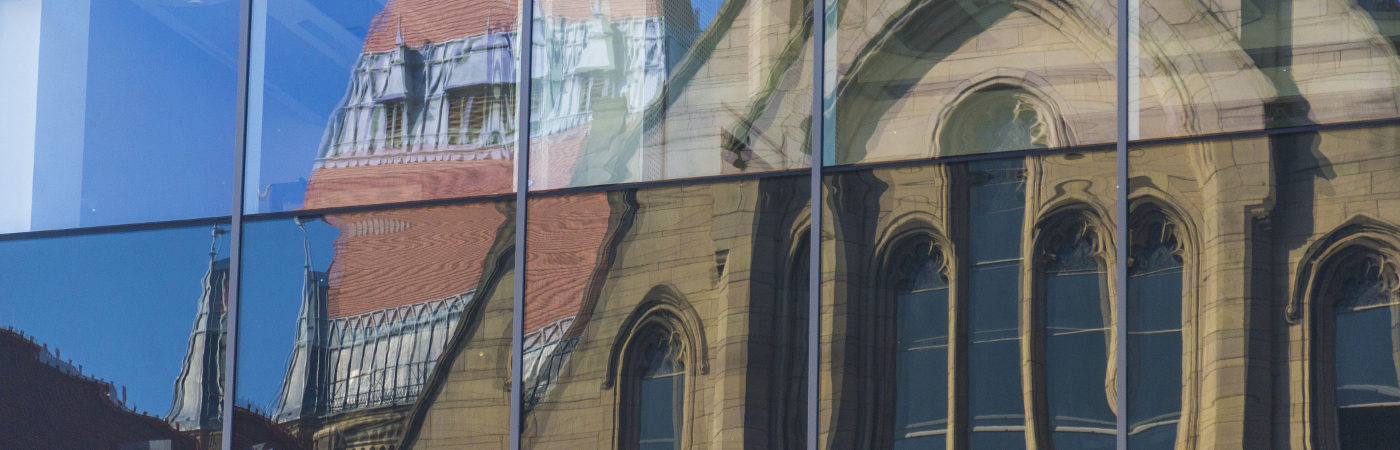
[245,0,387,213]
[0,224,230,415]
[0,1,240,232]
[236,217,339,410]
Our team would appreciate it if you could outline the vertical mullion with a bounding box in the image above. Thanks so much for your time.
[1114,0,1131,446]
[807,0,827,446]
[223,0,254,448]
[512,0,535,446]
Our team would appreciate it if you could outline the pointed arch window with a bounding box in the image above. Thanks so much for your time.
[891,240,950,449]
[966,158,1029,448]
[1126,212,1184,448]
[626,327,686,450]
[938,85,1055,156]
[1330,252,1400,446]
[1040,220,1116,448]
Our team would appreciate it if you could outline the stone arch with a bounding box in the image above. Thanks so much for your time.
[603,285,709,390]
[863,219,956,449]
[930,73,1077,156]
[1125,197,1201,448]
[1291,216,1400,448]
[1026,203,1117,447]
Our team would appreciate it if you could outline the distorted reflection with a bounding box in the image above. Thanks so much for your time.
[528,0,813,190]
[1041,221,1115,449]
[1134,0,1400,139]
[247,0,520,213]
[821,148,1117,448]
[0,224,231,448]
[892,242,949,450]
[238,201,515,448]
[1126,209,1183,449]
[827,0,1116,165]
[1125,124,1400,448]
[523,176,810,448]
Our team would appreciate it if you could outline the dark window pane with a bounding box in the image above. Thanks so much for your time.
[1338,405,1400,449]
[639,373,681,448]
[968,339,1024,427]
[967,158,1027,442]
[1044,224,1115,444]
[968,160,1027,263]
[896,266,949,444]
[1127,423,1179,450]
[1127,215,1184,448]
[1335,308,1400,407]
[969,430,1028,449]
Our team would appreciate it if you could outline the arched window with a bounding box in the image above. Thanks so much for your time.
[625,327,686,450]
[1040,220,1115,449]
[938,85,1054,156]
[770,236,809,448]
[1126,211,1184,449]
[891,240,950,449]
[965,158,1027,448]
[1329,252,1400,446]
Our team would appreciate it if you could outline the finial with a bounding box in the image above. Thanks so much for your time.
[295,217,314,271]
[396,14,404,46]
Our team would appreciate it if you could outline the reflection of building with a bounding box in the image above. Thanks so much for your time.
[0,327,196,449]
[257,0,1400,448]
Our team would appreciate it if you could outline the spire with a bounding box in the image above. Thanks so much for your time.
[273,218,331,422]
[396,14,405,46]
[166,226,229,431]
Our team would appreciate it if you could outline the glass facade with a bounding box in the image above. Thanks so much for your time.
[0,0,1398,449]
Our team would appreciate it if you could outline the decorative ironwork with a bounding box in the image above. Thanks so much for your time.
[274,288,472,421]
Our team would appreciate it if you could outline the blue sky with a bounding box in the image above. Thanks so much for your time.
[248,0,386,213]
[0,217,341,418]
[0,224,231,416]
[236,217,339,411]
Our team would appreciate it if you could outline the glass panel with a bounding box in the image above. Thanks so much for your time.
[637,332,684,450]
[527,0,812,191]
[825,0,1118,166]
[967,159,1027,444]
[1126,214,1183,449]
[1333,253,1400,446]
[1132,0,1400,140]
[821,147,1114,447]
[894,243,949,446]
[235,200,515,448]
[522,175,809,448]
[0,223,230,448]
[0,1,239,233]
[244,0,522,214]
[1042,224,1116,449]
[1128,123,1400,447]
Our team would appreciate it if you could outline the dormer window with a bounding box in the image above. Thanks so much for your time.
[384,100,407,149]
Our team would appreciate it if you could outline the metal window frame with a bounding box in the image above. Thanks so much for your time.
[0,1,1373,449]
